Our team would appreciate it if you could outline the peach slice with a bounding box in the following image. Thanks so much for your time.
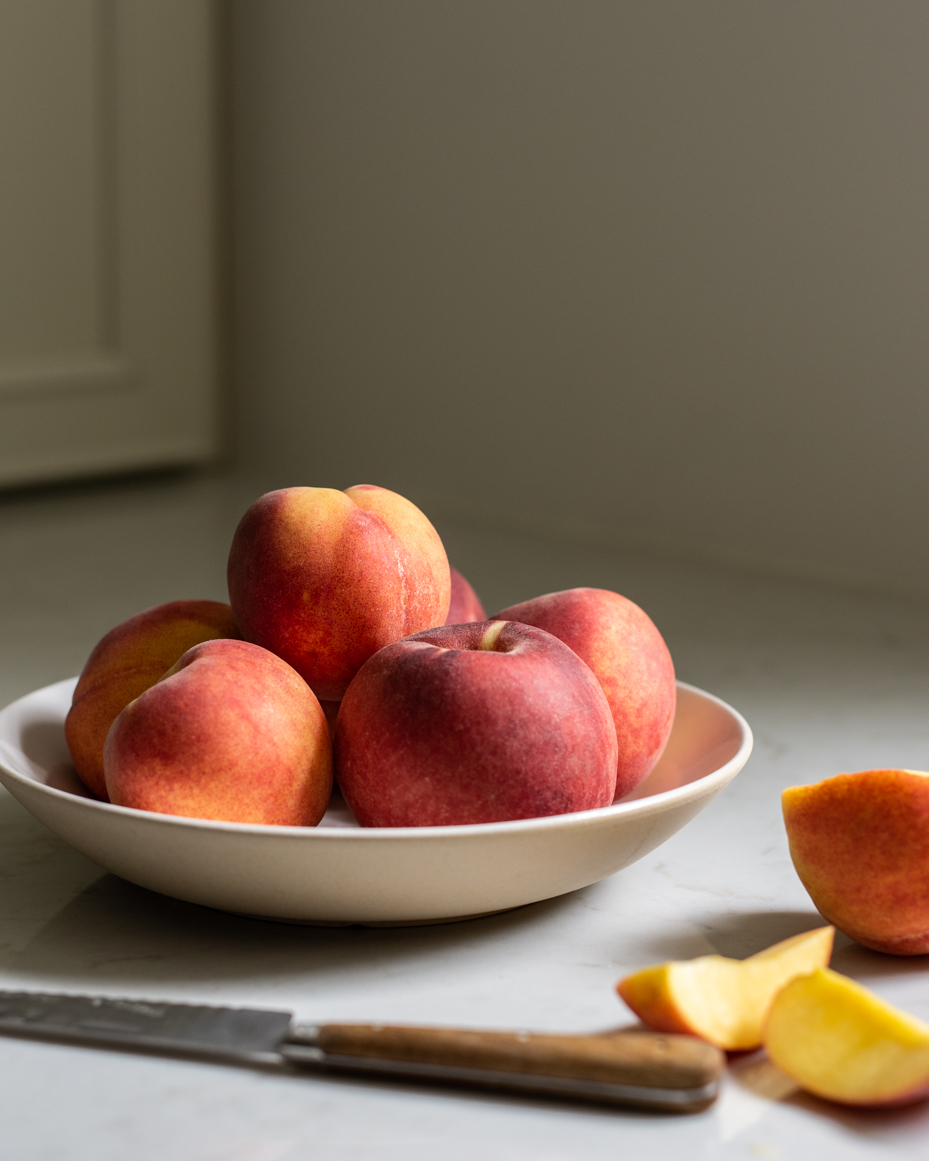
[783,770,929,954]
[617,927,834,1050]
[765,967,929,1107]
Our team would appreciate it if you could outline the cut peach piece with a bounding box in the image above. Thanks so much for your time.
[617,926,834,1050]
[765,967,929,1107]
[783,770,929,954]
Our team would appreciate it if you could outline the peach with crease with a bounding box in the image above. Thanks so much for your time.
[227,485,451,701]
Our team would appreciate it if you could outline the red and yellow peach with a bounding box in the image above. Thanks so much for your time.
[335,620,618,826]
[445,566,487,624]
[783,769,929,955]
[104,639,332,826]
[65,599,240,799]
[494,588,675,799]
[227,485,450,701]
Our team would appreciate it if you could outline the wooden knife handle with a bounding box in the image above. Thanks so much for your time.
[282,1023,724,1112]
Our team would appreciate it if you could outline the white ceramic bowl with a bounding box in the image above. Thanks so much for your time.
[0,678,751,926]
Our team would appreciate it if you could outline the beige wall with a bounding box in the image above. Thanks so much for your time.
[232,1,929,594]
[0,1,221,487]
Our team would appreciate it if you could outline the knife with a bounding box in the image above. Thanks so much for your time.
[0,989,723,1113]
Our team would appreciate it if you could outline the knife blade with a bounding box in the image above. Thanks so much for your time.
[0,989,723,1113]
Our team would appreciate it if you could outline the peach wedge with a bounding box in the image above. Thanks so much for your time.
[765,968,929,1107]
[617,927,834,1051]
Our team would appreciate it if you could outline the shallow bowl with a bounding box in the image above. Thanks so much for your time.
[0,679,751,925]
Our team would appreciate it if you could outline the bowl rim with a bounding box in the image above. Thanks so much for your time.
[0,677,752,843]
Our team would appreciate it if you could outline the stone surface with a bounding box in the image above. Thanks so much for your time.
[1,469,928,1158]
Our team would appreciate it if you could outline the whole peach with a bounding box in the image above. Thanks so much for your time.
[227,485,450,700]
[66,600,240,799]
[317,561,480,732]
[335,620,617,827]
[104,639,332,826]
[493,588,675,799]
[445,566,487,624]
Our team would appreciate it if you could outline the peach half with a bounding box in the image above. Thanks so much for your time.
[783,769,929,954]
[765,968,929,1107]
[617,926,834,1051]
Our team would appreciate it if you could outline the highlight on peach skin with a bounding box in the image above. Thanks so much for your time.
[65,599,240,800]
[783,769,929,955]
[616,926,834,1051]
[227,484,451,702]
[335,620,617,827]
[104,639,332,826]
[765,967,929,1107]
[494,588,676,800]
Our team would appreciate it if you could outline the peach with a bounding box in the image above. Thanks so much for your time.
[616,926,834,1051]
[314,563,483,736]
[335,620,617,826]
[445,566,487,624]
[65,600,240,799]
[104,639,332,825]
[493,588,675,799]
[783,770,929,954]
[765,967,929,1107]
[227,485,451,701]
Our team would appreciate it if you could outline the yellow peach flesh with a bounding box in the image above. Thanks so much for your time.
[617,926,834,1050]
[765,967,929,1106]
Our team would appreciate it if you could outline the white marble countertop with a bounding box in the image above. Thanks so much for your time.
[1,471,927,1160]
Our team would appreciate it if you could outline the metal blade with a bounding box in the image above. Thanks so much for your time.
[0,990,293,1063]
